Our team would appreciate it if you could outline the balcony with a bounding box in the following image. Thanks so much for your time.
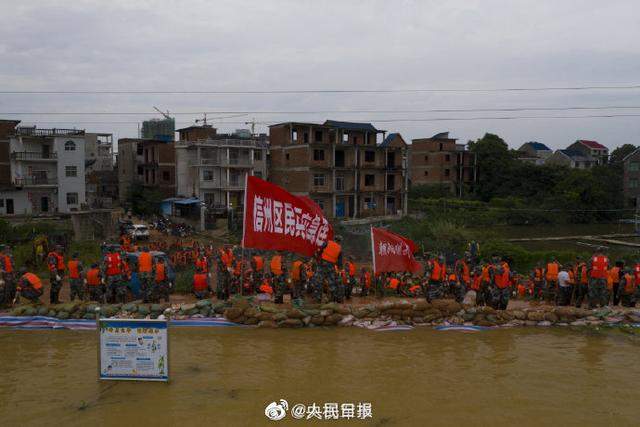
[11,151,57,161]
[226,158,253,168]
[14,177,58,187]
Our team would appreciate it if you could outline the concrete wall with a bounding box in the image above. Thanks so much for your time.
[0,190,31,215]
[54,136,86,212]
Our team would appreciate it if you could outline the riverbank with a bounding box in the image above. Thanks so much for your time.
[4,297,640,331]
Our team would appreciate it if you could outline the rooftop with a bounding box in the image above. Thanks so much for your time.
[523,141,552,151]
[323,120,380,133]
[576,139,608,150]
[15,126,85,137]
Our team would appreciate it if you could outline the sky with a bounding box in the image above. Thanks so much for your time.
[1,0,639,151]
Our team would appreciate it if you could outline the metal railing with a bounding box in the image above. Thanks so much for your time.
[11,151,58,160]
[14,176,58,186]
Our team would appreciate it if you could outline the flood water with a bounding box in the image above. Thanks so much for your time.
[1,327,639,426]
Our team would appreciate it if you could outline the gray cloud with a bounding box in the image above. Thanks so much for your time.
[1,0,639,148]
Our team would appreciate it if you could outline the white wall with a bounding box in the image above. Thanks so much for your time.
[55,136,86,212]
[0,191,31,215]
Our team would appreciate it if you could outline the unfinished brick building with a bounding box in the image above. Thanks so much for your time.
[269,120,409,219]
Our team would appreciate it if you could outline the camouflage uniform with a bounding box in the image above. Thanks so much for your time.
[216,258,230,301]
[588,278,608,308]
[69,277,85,301]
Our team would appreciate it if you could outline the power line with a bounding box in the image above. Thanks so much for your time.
[4,105,640,115]
[1,84,640,95]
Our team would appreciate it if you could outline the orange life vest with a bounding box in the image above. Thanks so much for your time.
[494,263,511,289]
[86,268,101,286]
[364,271,372,288]
[389,278,399,290]
[471,275,481,291]
[459,261,470,284]
[622,273,636,294]
[291,260,303,281]
[431,260,445,281]
[270,256,283,276]
[634,264,640,286]
[305,263,314,279]
[105,253,122,276]
[347,261,356,277]
[155,263,167,282]
[2,255,13,273]
[138,252,153,273]
[252,256,264,271]
[534,267,543,281]
[260,281,274,294]
[67,260,81,279]
[220,249,233,268]
[321,241,341,264]
[193,273,208,291]
[481,266,491,282]
[48,252,65,272]
[608,266,620,284]
[22,272,42,290]
[195,256,209,273]
[590,255,609,279]
[545,262,559,281]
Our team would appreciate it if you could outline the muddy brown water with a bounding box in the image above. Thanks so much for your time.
[0,327,639,426]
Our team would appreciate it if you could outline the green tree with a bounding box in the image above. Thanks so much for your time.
[126,182,163,216]
[610,144,636,163]
[467,133,515,201]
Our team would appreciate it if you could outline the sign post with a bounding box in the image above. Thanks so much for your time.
[98,318,169,382]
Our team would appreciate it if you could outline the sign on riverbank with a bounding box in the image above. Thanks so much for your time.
[98,318,169,382]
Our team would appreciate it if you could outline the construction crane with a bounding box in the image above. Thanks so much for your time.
[245,118,258,135]
[195,113,209,126]
[153,106,172,119]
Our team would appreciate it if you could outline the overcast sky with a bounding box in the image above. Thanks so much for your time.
[1,0,639,150]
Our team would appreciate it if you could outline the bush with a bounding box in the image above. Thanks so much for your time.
[481,240,590,272]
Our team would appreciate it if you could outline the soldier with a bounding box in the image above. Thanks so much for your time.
[153,257,170,302]
[455,255,471,303]
[102,246,124,303]
[15,268,43,304]
[67,252,85,301]
[137,247,153,303]
[47,245,65,304]
[360,267,371,297]
[86,263,105,303]
[270,252,286,304]
[0,245,16,305]
[574,257,589,308]
[588,247,609,308]
[344,256,357,300]
[617,268,637,307]
[216,247,232,300]
[311,236,343,303]
[251,253,264,284]
[290,258,304,300]
[192,266,211,300]
[544,257,560,304]
[531,262,545,301]
[490,257,511,310]
[426,254,446,302]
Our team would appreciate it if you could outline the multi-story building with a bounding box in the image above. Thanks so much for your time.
[517,141,553,165]
[545,149,598,169]
[117,138,176,203]
[566,140,609,164]
[85,133,116,208]
[175,125,268,210]
[268,120,409,219]
[409,132,475,196]
[0,126,86,215]
[622,147,640,206]
[85,133,114,173]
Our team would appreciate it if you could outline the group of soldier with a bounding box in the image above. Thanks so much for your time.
[0,244,170,306]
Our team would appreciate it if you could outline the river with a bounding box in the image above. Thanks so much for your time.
[0,327,639,426]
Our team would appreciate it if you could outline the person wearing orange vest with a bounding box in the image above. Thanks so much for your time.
[530,263,545,301]
[86,263,105,303]
[102,246,123,304]
[259,274,274,296]
[425,254,446,302]
[153,257,170,302]
[453,256,470,303]
[588,247,610,308]
[490,257,511,310]
[608,261,623,306]
[193,266,212,299]
[195,253,210,275]
[543,258,560,304]
[251,254,264,284]
[1,245,16,304]
[67,252,85,301]
[617,268,637,307]
[574,257,589,308]
[47,245,65,304]
[313,236,343,303]
[138,247,154,303]
[270,252,286,304]
[474,260,492,306]
[344,256,357,300]
[215,247,233,301]
[290,259,304,300]
[16,268,43,304]
[360,267,372,297]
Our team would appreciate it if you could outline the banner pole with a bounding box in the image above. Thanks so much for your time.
[370,226,376,276]
[241,173,249,248]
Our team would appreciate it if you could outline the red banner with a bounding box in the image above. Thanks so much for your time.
[242,176,333,256]
[371,227,421,274]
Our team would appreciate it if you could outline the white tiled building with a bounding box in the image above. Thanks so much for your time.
[0,127,86,215]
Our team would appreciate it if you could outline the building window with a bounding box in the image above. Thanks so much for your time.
[313,174,325,187]
[444,169,450,177]
[353,136,358,144]
[630,179,639,189]
[424,170,429,176]
[292,130,298,142]
[137,166,143,175]
[335,175,345,191]
[254,150,262,161]
[254,171,262,178]
[136,143,143,155]
[203,170,214,181]
[364,174,375,186]
[285,153,290,161]
[303,132,309,144]
[365,151,375,162]
[629,161,640,172]
[66,192,78,205]
[342,133,349,143]
[64,140,76,151]
[313,199,325,210]
[445,154,450,162]
[424,155,429,162]
[0,199,4,208]
[65,166,78,177]
[364,197,375,210]
[162,171,170,181]
[315,130,323,142]
[439,143,443,151]
[313,149,325,161]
